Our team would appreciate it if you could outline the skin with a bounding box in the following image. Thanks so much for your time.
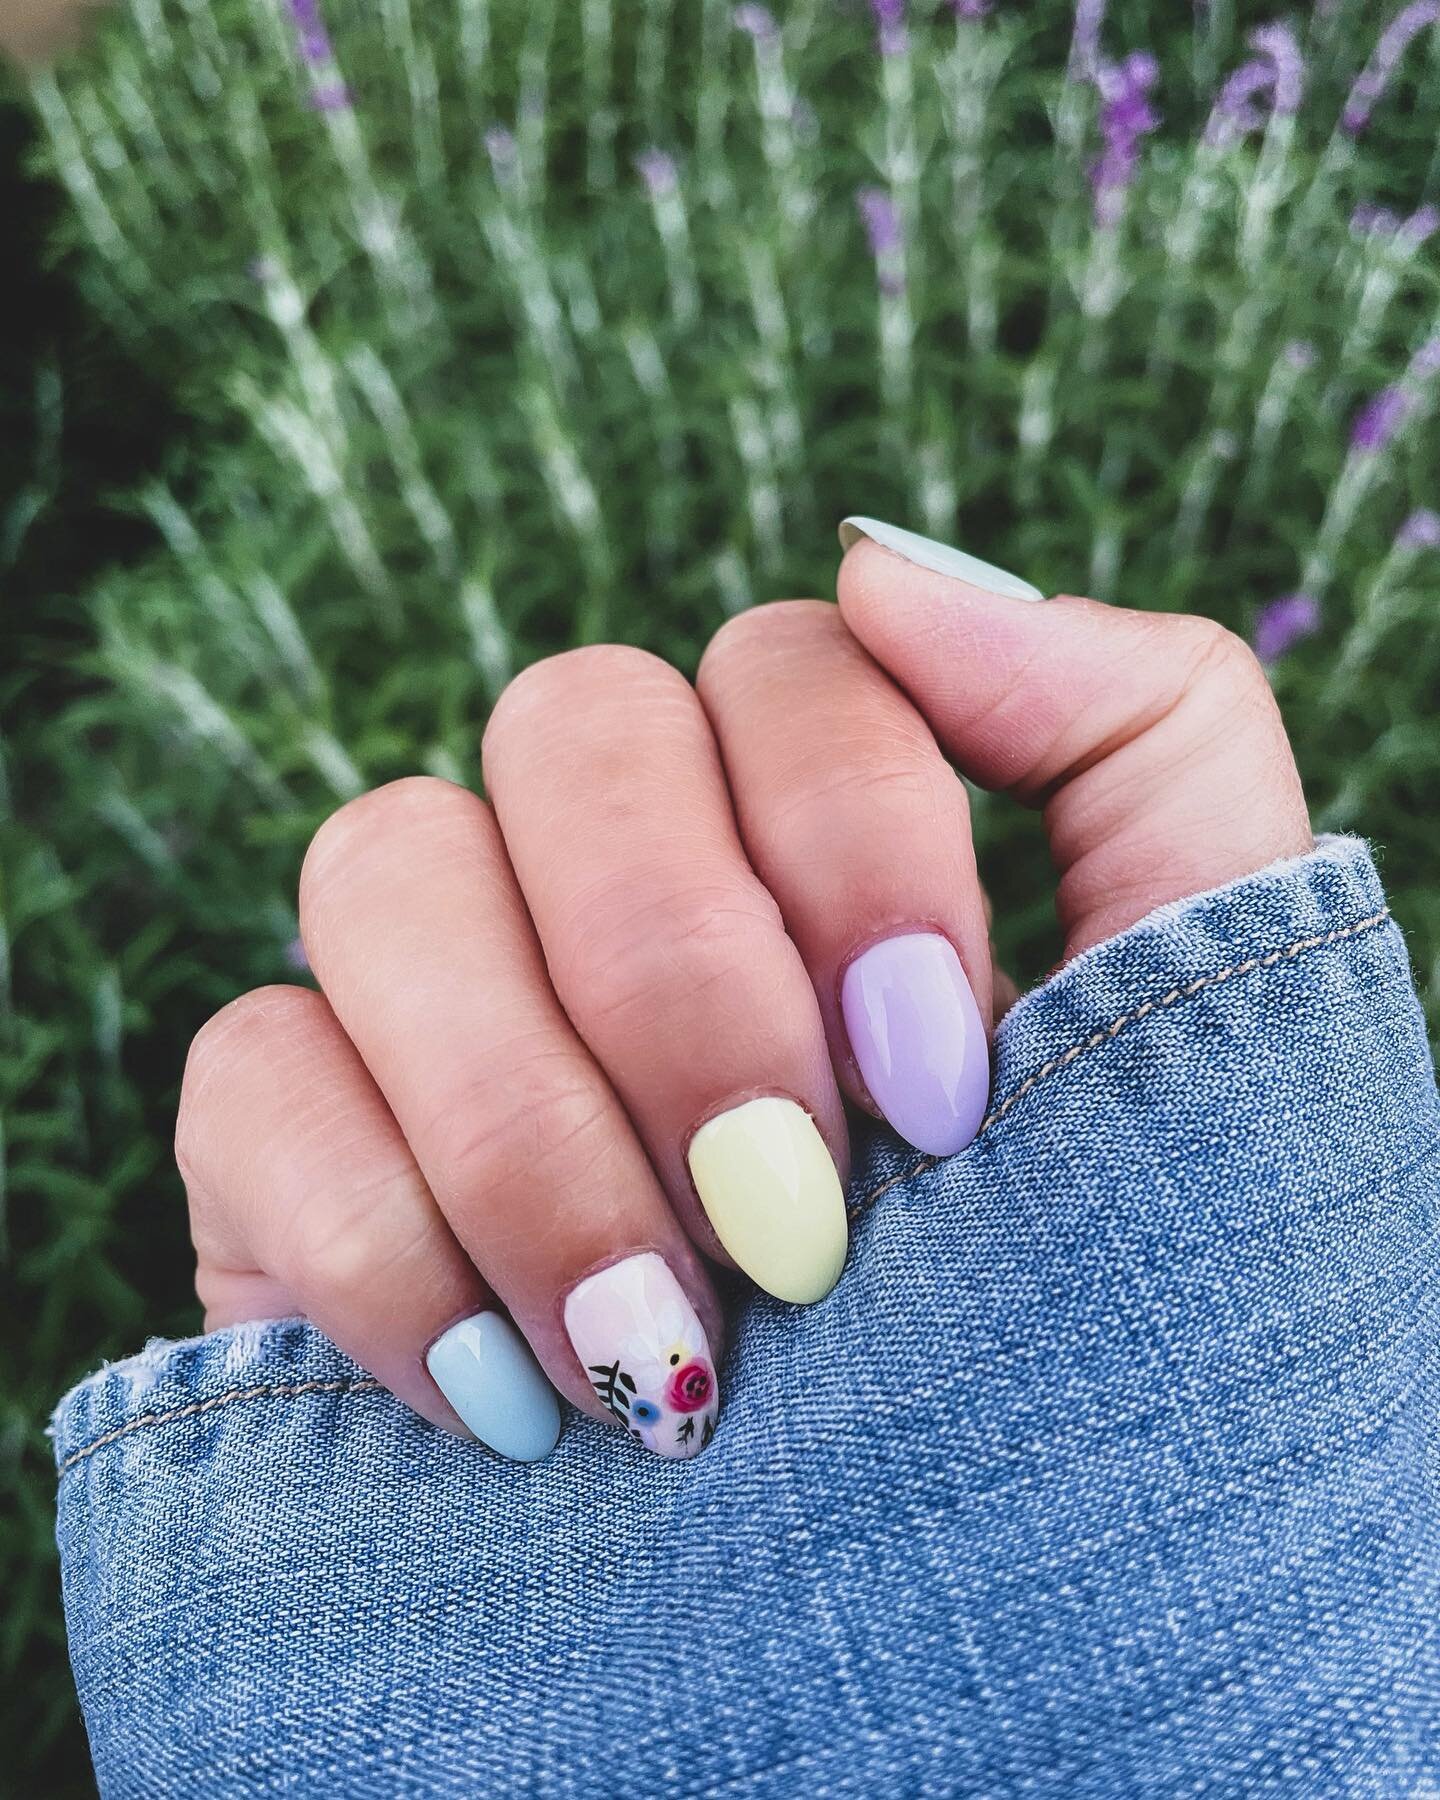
[175,541,1312,1441]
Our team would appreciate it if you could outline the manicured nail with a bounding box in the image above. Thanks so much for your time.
[838,516,1045,601]
[842,932,990,1157]
[425,1311,562,1462]
[688,1096,847,1304]
[563,1253,719,1460]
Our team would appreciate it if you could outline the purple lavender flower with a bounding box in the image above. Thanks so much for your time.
[307,82,351,112]
[1089,51,1160,226]
[1397,506,1440,549]
[1400,203,1440,246]
[1205,23,1305,147]
[1350,202,1401,237]
[1410,335,1440,377]
[953,0,991,16]
[1248,22,1304,115]
[1343,1,1440,134]
[733,4,779,41]
[1252,593,1321,664]
[857,186,904,295]
[286,0,333,67]
[871,0,907,54]
[635,149,679,197]
[1350,384,1410,453]
[1068,0,1107,82]
[1205,60,1276,147]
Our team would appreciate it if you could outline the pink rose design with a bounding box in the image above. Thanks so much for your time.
[666,1360,712,1413]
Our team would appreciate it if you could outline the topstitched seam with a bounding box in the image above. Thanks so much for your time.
[57,903,1395,1475]
[845,903,1393,1221]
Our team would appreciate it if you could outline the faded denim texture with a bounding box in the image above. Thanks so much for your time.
[52,836,1440,1797]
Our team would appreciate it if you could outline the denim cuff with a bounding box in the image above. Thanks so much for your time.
[52,836,1440,1798]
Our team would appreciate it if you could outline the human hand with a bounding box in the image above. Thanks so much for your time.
[175,519,1310,1462]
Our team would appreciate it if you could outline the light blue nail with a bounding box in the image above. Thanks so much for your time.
[838,516,1045,602]
[426,1312,562,1462]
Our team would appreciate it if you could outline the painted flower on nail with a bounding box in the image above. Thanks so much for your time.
[565,1253,719,1460]
[666,1360,713,1413]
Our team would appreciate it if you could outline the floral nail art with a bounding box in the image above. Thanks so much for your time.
[563,1253,718,1460]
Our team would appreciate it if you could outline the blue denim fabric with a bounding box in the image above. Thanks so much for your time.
[53,836,1440,1797]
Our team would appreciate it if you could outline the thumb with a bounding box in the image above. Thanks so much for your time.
[836,520,1312,960]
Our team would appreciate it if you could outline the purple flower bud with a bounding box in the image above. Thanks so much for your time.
[1284,339,1317,371]
[1350,384,1410,452]
[1400,203,1440,246]
[635,148,679,197]
[307,81,351,112]
[1397,506,1440,549]
[1205,25,1305,147]
[1343,1,1440,134]
[733,4,779,41]
[857,186,904,294]
[1252,593,1321,664]
[286,0,333,67]
[953,0,991,16]
[1089,50,1160,226]
[1350,202,1400,237]
[1248,22,1304,115]
[870,0,907,54]
[1068,0,1107,82]
[1205,60,1274,146]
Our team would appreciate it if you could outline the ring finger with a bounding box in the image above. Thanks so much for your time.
[698,601,994,1156]
[298,776,724,1460]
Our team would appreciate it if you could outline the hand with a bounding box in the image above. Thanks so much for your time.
[174,520,1311,1461]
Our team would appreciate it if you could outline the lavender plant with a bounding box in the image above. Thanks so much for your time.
[5,0,1440,1781]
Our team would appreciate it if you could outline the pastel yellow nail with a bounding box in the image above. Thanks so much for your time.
[687,1097,846,1304]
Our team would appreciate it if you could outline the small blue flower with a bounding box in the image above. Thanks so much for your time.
[630,1398,663,1427]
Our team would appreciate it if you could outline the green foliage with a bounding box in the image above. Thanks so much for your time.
[5,0,1440,1783]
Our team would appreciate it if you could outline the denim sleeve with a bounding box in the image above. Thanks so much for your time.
[52,835,1440,1799]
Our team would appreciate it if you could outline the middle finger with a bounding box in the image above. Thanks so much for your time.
[482,645,849,1306]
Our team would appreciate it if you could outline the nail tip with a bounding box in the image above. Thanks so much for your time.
[837,514,1045,602]
[688,1095,849,1309]
[564,1254,721,1462]
[427,1310,565,1464]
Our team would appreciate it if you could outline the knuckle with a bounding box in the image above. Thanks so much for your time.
[779,754,950,825]
[564,879,784,1035]
[1173,615,1266,693]
[177,986,323,1171]
[485,645,688,756]
[278,1166,435,1307]
[300,776,479,909]
[423,1045,613,1199]
[698,600,835,689]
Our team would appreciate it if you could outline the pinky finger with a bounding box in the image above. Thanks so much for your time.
[175,985,562,1462]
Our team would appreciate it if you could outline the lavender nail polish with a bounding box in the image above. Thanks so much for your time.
[841,933,989,1156]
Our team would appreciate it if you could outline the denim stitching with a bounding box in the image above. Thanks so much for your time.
[57,1377,385,1473]
[58,905,1394,1475]
[848,904,1393,1220]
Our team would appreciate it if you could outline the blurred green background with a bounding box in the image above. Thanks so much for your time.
[5,0,1440,1786]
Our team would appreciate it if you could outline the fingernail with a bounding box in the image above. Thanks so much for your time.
[688,1096,847,1304]
[838,516,1045,601]
[842,932,990,1157]
[563,1253,719,1460]
[425,1311,562,1462]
